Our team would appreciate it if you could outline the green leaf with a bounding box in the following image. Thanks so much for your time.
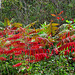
[74,19,75,22]
[0,27,4,30]
[66,20,69,23]
[48,36,50,39]
[73,26,75,29]
[27,66,32,71]
[66,20,72,24]
[73,63,75,66]
[68,3,73,7]
[4,18,10,26]
[10,18,15,23]
[0,21,5,27]
[35,64,40,67]
[21,67,26,72]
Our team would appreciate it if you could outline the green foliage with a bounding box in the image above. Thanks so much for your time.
[0,0,75,27]
[0,21,4,27]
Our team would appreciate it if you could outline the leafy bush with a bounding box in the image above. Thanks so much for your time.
[0,18,75,74]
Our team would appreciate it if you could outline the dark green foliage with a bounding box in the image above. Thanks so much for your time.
[0,0,75,27]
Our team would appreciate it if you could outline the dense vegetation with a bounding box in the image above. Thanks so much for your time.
[0,17,75,75]
[0,0,75,75]
[0,0,75,25]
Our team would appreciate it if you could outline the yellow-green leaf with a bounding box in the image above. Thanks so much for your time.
[25,20,39,28]
[44,22,58,36]
[12,23,22,28]
[52,23,59,26]
[4,18,10,26]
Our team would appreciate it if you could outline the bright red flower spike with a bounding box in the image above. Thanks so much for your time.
[13,63,22,67]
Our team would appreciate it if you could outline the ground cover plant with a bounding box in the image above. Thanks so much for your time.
[0,16,75,75]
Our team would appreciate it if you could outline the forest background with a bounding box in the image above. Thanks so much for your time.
[0,0,75,27]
